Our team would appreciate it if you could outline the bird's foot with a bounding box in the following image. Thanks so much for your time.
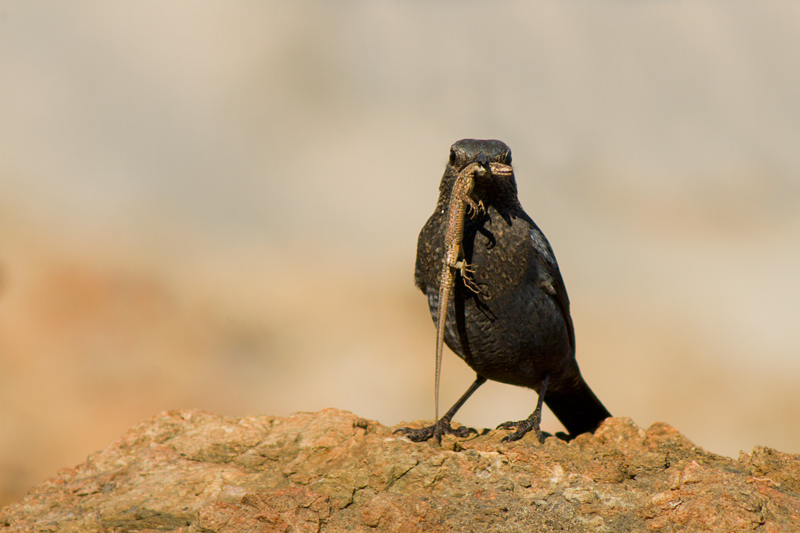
[496,418,545,444]
[395,419,478,443]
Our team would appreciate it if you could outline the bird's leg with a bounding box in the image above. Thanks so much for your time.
[497,374,550,443]
[396,375,487,443]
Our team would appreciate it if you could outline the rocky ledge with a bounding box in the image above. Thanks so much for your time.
[1,409,799,532]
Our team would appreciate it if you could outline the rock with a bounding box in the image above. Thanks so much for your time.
[1,409,799,532]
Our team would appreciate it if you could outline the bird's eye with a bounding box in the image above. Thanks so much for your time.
[504,152,512,165]
[449,149,457,165]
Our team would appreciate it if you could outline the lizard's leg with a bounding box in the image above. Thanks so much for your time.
[465,197,484,218]
[453,184,484,219]
[454,260,480,294]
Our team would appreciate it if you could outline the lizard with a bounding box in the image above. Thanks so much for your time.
[432,159,486,441]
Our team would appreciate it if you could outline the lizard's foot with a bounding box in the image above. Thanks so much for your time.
[457,262,481,294]
[461,273,480,294]
[395,419,478,443]
[467,199,485,218]
[496,418,546,444]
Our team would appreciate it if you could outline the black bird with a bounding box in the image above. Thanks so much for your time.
[399,139,610,443]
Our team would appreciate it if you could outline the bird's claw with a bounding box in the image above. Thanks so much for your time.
[496,419,545,444]
[395,419,478,443]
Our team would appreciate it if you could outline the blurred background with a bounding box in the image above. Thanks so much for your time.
[1,0,799,505]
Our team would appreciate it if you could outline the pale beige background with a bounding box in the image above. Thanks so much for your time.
[1,1,799,505]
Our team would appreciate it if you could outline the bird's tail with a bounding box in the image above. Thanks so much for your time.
[544,375,611,438]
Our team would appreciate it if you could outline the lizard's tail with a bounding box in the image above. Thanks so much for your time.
[544,375,611,438]
[434,299,446,423]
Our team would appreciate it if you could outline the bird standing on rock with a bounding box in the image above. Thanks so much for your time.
[397,139,611,443]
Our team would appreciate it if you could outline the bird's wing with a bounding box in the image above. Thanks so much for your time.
[530,227,576,352]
